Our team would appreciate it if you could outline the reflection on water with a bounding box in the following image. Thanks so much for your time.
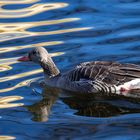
[0,18,79,34]
[27,85,140,122]
[0,0,140,139]
[0,65,12,72]
[0,0,39,4]
[0,135,15,140]
[0,41,63,53]
[0,26,92,42]
[62,94,140,117]
[0,96,23,108]
[0,3,68,18]
[27,87,58,122]
[0,1,90,42]
[0,69,42,83]
[0,79,35,93]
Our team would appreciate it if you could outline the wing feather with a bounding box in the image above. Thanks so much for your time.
[66,61,140,86]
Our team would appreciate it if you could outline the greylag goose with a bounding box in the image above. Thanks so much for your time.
[18,47,140,95]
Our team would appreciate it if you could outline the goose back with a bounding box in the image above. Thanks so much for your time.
[59,61,140,93]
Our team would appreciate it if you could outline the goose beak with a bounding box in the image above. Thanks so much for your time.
[18,56,30,62]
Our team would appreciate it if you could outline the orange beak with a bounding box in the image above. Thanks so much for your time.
[18,56,30,62]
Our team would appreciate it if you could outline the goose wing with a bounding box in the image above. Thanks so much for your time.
[66,61,140,86]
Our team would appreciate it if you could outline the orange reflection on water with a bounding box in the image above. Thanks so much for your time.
[0,1,93,42]
[0,65,12,72]
[0,25,92,42]
[34,27,92,36]
[0,68,43,83]
[0,57,21,66]
[0,2,91,42]
[0,78,38,93]
[0,17,82,42]
[0,96,23,108]
[0,18,79,33]
[0,3,68,18]
[0,135,15,140]
[0,0,39,4]
[0,41,63,54]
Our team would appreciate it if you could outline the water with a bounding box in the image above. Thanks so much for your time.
[0,0,140,139]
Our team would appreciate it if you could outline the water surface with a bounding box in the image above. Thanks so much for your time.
[0,0,140,139]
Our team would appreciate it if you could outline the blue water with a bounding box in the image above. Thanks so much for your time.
[0,0,140,139]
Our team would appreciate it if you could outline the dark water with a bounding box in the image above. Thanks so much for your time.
[0,0,140,139]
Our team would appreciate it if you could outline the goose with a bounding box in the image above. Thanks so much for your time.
[18,47,140,95]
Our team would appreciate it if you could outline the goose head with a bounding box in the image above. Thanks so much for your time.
[18,47,60,77]
[18,47,50,64]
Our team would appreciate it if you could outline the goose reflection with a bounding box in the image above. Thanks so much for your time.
[27,87,59,122]
[62,93,140,117]
[27,86,140,122]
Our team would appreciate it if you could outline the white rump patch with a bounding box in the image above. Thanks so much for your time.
[116,78,140,94]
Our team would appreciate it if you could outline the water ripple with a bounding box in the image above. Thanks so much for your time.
[0,135,15,140]
[0,96,23,109]
[0,41,63,54]
[0,65,12,72]
[0,0,39,4]
[0,3,68,18]
[0,18,92,42]
[0,0,140,139]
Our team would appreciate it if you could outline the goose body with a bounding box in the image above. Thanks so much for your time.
[18,47,140,96]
